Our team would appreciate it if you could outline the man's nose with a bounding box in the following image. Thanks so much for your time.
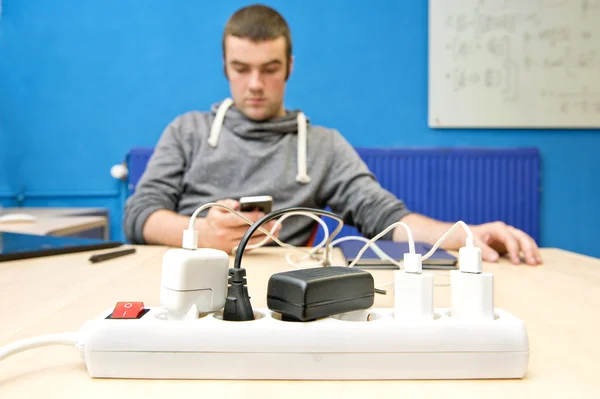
[248,70,264,90]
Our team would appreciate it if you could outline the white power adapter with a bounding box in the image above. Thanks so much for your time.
[451,246,495,320]
[160,248,229,320]
[394,253,434,320]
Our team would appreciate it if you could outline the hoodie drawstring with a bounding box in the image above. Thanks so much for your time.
[209,98,311,184]
[294,112,311,184]
[208,98,234,148]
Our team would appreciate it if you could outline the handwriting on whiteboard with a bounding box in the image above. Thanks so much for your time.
[441,0,600,115]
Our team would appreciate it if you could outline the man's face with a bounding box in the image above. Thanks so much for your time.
[224,35,292,121]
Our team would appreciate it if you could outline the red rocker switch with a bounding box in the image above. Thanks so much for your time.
[110,302,146,319]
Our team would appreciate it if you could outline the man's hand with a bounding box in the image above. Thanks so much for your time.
[470,221,542,265]
[197,199,281,253]
[394,214,542,266]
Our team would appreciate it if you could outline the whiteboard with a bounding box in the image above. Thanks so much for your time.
[428,0,600,128]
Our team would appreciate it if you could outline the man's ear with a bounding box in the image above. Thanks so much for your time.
[286,55,294,81]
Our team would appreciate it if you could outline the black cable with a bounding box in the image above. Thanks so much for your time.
[233,206,343,269]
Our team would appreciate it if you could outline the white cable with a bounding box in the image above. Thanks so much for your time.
[236,211,331,267]
[187,205,471,271]
[290,224,414,269]
[290,235,403,269]
[282,215,332,268]
[0,333,79,362]
[283,219,406,269]
[330,236,404,268]
[240,209,353,268]
[244,211,329,251]
[186,203,346,266]
[348,221,415,268]
[186,203,319,257]
[285,252,328,268]
[280,216,331,268]
[294,230,407,269]
[421,221,473,261]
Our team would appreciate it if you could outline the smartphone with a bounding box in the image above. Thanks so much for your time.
[239,195,273,214]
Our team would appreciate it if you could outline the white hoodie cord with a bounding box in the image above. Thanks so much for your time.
[208,98,234,147]
[208,98,310,184]
[295,111,310,184]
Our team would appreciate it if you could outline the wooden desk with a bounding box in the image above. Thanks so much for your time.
[0,247,599,398]
[0,208,109,240]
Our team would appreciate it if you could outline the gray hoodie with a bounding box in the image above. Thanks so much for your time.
[123,99,410,246]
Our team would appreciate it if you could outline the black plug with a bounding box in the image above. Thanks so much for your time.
[222,268,255,321]
[229,207,344,321]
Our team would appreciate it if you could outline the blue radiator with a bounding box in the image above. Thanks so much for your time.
[315,147,541,244]
[126,147,541,244]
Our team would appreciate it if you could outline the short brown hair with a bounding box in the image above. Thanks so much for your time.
[222,4,292,77]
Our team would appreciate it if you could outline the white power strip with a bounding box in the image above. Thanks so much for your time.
[78,306,529,380]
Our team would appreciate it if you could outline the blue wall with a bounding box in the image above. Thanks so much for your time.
[0,76,16,208]
[0,0,599,257]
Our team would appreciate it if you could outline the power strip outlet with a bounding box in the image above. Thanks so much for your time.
[78,307,529,380]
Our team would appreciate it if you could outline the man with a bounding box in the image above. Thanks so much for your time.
[124,4,542,265]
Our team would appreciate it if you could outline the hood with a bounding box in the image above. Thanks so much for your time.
[208,98,311,184]
[210,100,305,140]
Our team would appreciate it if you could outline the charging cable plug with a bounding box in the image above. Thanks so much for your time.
[457,225,481,274]
[458,245,482,274]
[403,252,423,274]
[182,229,199,250]
[222,268,255,321]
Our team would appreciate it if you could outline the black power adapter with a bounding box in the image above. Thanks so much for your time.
[224,206,349,322]
[266,266,375,321]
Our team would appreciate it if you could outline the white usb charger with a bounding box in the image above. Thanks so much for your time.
[451,246,495,320]
[393,221,494,322]
[394,252,434,320]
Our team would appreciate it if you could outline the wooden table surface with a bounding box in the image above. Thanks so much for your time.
[0,246,599,398]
